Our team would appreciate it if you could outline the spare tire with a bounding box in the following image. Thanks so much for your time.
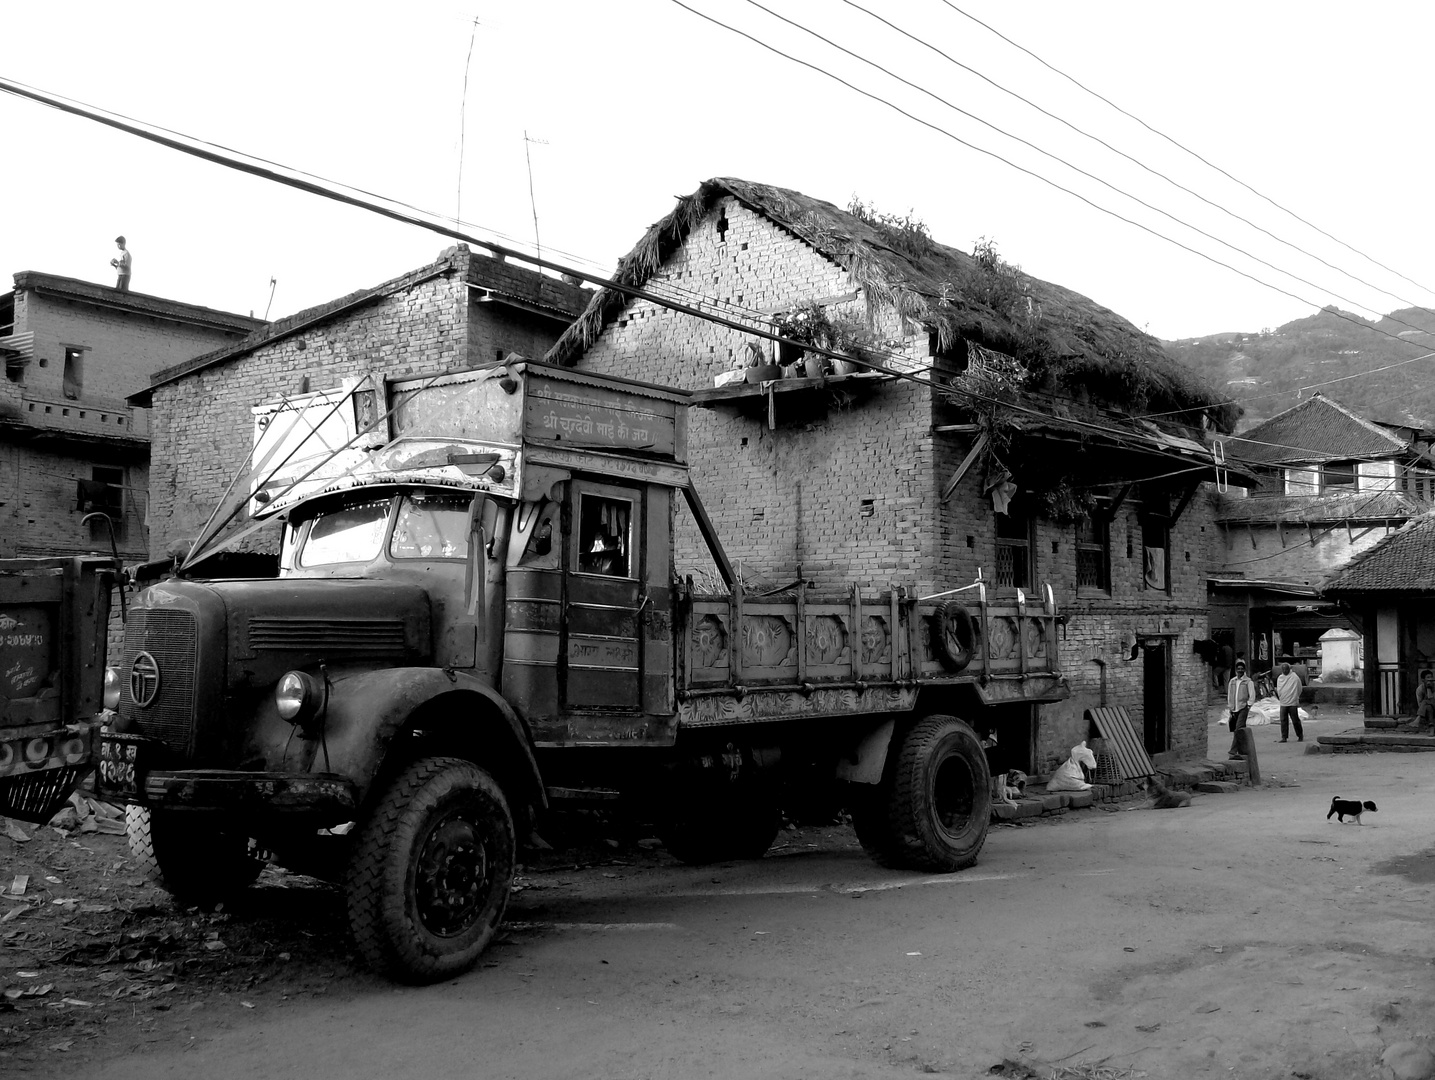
[935,601,976,672]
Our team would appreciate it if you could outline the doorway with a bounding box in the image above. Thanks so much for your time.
[1142,639,1169,755]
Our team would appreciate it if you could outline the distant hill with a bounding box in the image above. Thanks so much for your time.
[1163,305,1435,431]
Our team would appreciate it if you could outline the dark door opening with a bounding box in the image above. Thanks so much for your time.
[1142,640,1169,755]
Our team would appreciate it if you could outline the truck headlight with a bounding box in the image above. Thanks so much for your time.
[103,666,122,710]
[275,671,324,723]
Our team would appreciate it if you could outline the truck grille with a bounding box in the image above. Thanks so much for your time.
[120,608,198,754]
[247,618,407,654]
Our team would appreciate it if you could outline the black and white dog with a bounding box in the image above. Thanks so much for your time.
[1327,797,1378,825]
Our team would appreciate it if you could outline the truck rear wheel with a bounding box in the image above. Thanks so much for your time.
[850,715,989,872]
[125,805,267,907]
[345,757,514,984]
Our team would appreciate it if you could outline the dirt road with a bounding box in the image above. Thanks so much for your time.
[6,714,1434,1080]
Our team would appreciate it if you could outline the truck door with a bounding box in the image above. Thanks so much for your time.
[564,480,644,710]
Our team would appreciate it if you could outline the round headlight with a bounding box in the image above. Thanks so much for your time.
[275,670,320,723]
[103,666,122,711]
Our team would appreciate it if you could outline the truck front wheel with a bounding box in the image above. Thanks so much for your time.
[850,715,989,872]
[345,757,514,983]
[125,806,267,907]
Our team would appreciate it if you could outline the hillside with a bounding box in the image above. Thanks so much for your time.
[1164,305,1435,431]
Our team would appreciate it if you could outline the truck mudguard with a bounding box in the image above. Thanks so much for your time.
[280,667,546,813]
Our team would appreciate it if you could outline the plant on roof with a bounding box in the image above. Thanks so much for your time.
[773,301,834,347]
[831,313,892,363]
[847,196,933,259]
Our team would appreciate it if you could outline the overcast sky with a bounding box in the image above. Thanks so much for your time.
[5,0,1432,342]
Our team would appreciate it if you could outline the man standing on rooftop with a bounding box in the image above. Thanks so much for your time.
[110,235,132,291]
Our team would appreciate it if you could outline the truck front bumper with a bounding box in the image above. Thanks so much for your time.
[97,732,358,824]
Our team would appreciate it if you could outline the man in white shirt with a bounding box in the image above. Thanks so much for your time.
[110,236,132,291]
[1227,660,1255,759]
[1275,662,1304,742]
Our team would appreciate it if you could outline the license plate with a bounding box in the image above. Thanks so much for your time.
[97,733,147,797]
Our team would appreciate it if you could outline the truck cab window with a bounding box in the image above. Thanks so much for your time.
[298,499,391,566]
[577,493,631,577]
[391,494,471,560]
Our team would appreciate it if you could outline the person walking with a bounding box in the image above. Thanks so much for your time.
[1275,662,1304,742]
[110,236,132,291]
[1227,659,1256,759]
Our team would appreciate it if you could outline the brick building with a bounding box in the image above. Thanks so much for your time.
[132,245,590,559]
[0,272,262,560]
[549,178,1244,771]
[1211,393,1435,684]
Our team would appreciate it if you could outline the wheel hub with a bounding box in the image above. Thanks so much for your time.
[933,755,974,835]
[415,815,489,937]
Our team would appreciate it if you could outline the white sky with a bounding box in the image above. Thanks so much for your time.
[5,0,1432,342]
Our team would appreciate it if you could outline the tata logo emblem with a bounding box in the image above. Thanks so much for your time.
[130,652,161,708]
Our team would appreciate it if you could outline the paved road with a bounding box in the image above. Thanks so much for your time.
[71,716,1435,1080]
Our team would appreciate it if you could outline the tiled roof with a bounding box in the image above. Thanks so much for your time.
[1227,393,1411,466]
[1321,509,1435,594]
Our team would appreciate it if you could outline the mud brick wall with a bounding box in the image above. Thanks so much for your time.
[571,195,1217,764]
[1216,518,1399,584]
[0,443,149,560]
[574,197,943,592]
[17,289,251,407]
[143,248,581,559]
[145,255,467,556]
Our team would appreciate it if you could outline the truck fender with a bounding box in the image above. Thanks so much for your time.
[834,718,895,785]
[311,668,545,814]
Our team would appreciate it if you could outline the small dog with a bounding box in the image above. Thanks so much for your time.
[1327,797,1378,825]
[1149,778,1192,809]
[991,769,1028,807]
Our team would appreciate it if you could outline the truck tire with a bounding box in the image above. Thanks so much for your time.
[345,757,514,984]
[125,805,267,907]
[660,786,780,865]
[850,715,989,872]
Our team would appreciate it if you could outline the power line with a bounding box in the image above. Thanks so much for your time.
[935,0,1435,303]
[722,0,1435,364]
[2,72,1412,471]
[839,0,1435,321]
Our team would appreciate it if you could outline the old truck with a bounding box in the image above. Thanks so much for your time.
[1,556,117,825]
[95,361,1067,982]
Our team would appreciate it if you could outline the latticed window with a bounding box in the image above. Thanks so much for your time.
[1075,516,1110,593]
[995,511,1032,589]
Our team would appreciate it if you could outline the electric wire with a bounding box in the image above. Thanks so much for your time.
[837,0,1435,320]
[0,73,1419,471]
[936,0,1435,303]
[719,0,1435,360]
[2,63,1420,433]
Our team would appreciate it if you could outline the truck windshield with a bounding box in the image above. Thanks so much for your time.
[298,498,391,566]
[390,493,471,560]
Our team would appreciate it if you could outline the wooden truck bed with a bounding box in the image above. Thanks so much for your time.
[676,581,1066,728]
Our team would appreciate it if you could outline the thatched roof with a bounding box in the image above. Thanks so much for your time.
[547,178,1236,433]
